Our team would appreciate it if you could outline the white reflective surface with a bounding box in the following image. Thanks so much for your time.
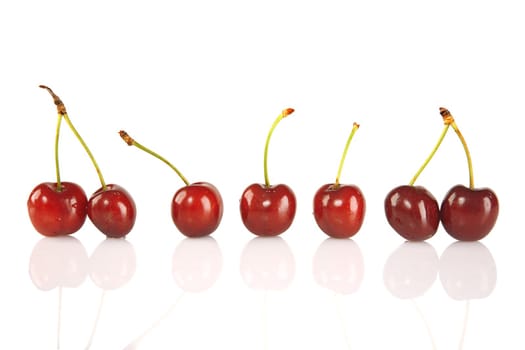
[2,0,525,348]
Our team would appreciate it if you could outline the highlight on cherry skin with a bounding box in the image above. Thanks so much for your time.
[437,107,499,241]
[36,85,136,238]
[240,108,297,237]
[119,130,224,237]
[313,122,366,239]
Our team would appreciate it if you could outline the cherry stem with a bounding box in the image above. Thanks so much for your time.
[334,122,360,187]
[263,108,294,187]
[40,85,107,190]
[408,119,451,186]
[440,107,475,189]
[54,114,63,191]
[119,130,190,186]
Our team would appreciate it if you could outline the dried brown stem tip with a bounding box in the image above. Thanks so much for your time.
[119,130,134,146]
[39,85,67,115]
[439,107,454,125]
[283,108,295,117]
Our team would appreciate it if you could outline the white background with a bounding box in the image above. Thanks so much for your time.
[1,0,523,349]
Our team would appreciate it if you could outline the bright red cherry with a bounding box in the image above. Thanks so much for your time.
[384,111,452,241]
[88,184,137,238]
[39,85,137,238]
[28,182,88,237]
[171,182,223,238]
[120,130,223,237]
[240,108,297,236]
[438,108,499,241]
[385,185,440,241]
[313,122,365,238]
[27,88,87,236]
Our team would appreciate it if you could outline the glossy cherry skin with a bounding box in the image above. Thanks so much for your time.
[240,183,296,236]
[27,182,88,237]
[440,185,499,241]
[384,185,440,241]
[87,184,136,238]
[313,184,365,239]
[171,182,224,238]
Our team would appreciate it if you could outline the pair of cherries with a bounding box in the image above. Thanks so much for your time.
[240,111,365,239]
[27,86,136,239]
[384,108,499,241]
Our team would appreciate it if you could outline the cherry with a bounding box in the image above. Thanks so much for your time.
[313,122,365,238]
[39,85,136,238]
[240,108,297,236]
[120,130,223,237]
[88,184,137,238]
[385,185,440,241]
[28,182,88,237]
[27,93,88,236]
[438,108,499,241]
[384,112,452,241]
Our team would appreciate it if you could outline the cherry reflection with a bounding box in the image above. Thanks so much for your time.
[172,236,223,293]
[383,241,439,299]
[29,236,89,291]
[312,238,364,295]
[240,236,296,291]
[439,241,497,301]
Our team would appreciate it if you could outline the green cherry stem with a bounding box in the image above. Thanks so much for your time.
[40,85,107,190]
[334,122,360,188]
[439,107,475,189]
[408,116,452,186]
[119,130,190,186]
[54,113,64,191]
[263,108,294,187]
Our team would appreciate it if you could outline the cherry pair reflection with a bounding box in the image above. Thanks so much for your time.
[383,241,497,300]
[27,86,136,239]
[385,108,499,241]
[29,236,136,292]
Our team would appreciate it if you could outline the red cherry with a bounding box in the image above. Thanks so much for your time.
[440,185,499,241]
[119,130,224,237]
[313,122,365,238]
[313,184,365,239]
[27,182,88,237]
[38,85,136,238]
[384,185,440,241]
[438,108,499,241]
[240,183,296,237]
[172,182,224,238]
[240,108,297,236]
[88,184,136,238]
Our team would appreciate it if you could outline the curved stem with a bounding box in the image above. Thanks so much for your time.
[439,108,474,189]
[451,123,474,189]
[62,114,107,190]
[409,123,451,186]
[40,85,107,190]
[119,131,190,186]
[263,108,294,187]
[335,122,360,187]
[54,114,63,191]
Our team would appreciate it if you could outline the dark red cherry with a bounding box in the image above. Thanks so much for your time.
[240,183,296,237]
[313,184,365,239]
[171,182,224,238]
[384,185,440,241]
[27,182,88,237]
[88,184,136,238]
[440,185,498,241]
